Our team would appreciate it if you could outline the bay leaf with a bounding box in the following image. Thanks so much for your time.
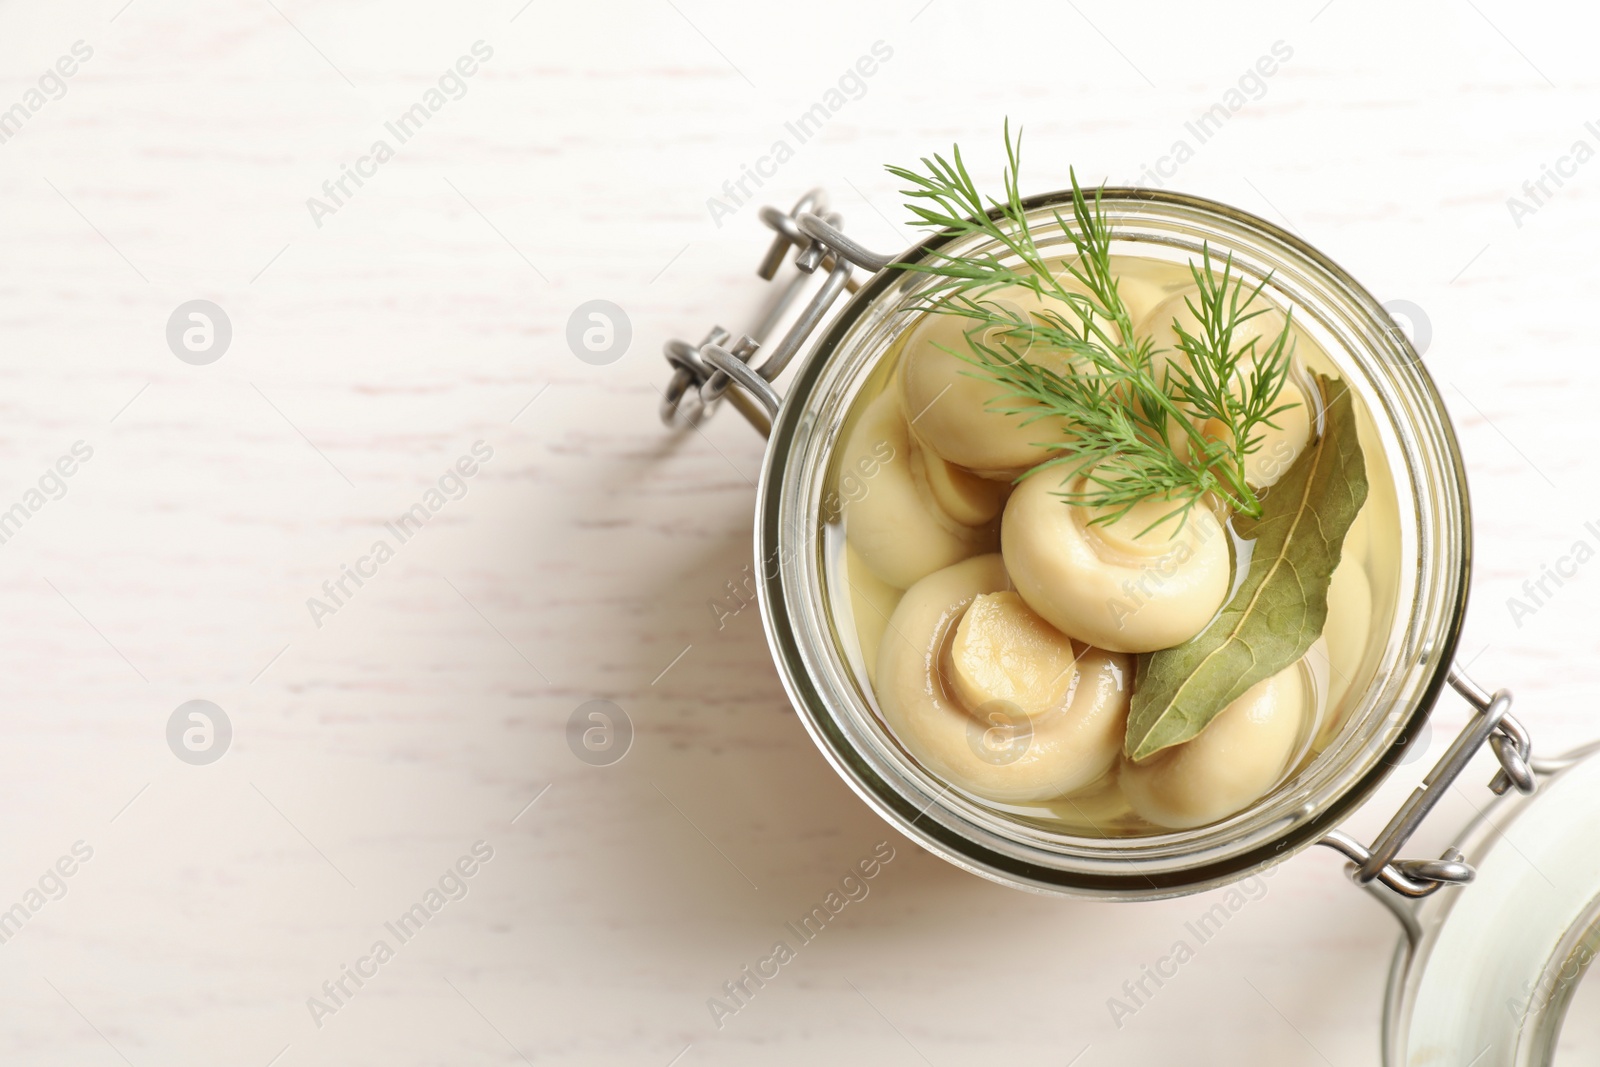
[1123,372,1369,761]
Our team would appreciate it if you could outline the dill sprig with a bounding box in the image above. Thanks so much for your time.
[885,122,1297,534]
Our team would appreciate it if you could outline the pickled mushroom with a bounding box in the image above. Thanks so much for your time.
[875,555,1131,804]
[841,389,1005,589]
[1315,553,1372,745]
[1119,657,1315,829]
[842,542,902,687]
[898,281,1094,479]
[1140,289,1313,489]
[1001,471,1230,653]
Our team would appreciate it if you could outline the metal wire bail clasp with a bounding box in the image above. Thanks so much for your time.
[1319,665,1537,899]
[658,190,898,435]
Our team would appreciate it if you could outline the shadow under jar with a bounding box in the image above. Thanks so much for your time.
[661,187,1525,903]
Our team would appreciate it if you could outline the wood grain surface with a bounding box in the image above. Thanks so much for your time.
[0,0,1597,1063]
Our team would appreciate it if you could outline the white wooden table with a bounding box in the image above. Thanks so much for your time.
[1,0,1597,1063]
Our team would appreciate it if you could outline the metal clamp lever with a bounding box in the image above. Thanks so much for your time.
[1318,665,1537,898]
[659,190,898,434]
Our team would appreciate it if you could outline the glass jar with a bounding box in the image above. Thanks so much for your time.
[660,186,1530,903]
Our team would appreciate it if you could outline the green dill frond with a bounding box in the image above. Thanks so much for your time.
[885,123,1298,533]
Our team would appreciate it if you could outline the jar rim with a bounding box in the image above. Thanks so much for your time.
[756,186,1471,898]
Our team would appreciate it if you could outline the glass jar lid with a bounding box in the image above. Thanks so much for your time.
[1385,740,1600,1065]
